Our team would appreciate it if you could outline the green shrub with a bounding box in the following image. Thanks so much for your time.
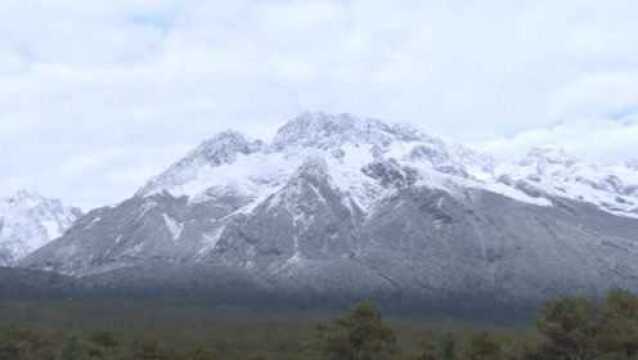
[314,301,398,359]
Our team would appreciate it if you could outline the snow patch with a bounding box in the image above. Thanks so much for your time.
[41,220,61,239]
[481,182,553,207]
[85,216,101,229]
[198,226,225,254]
[162,214,183,241]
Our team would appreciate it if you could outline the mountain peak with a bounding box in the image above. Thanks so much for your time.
[272,111,427,149]
[137,130,264,197]
[1,190,60,210]
[5,189,43,202]
[295,156,330,181]
[204,129,250,144]
[194,130,263,166]
[0,191,80,266]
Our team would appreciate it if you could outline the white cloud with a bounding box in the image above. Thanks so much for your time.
[478,120,638,163]
[1,0,638,207]
[549,71,638,123]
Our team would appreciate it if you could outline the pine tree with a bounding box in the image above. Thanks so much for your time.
[597,289,638,357]
[315,301,398,360]
[464,332,502,360]
[439,333,457,360]
[535,296,600,359]
[58,335,85,360]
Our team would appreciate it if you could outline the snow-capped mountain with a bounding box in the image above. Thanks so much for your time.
[135,112,638,220]
[21,112,638,307]
[136,112,504,212]
[0,190,81,266]
[496,147,638,218]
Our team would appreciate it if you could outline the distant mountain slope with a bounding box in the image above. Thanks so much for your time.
[0,267,78,298]
[20,112,638,307]
[0,191,81,266]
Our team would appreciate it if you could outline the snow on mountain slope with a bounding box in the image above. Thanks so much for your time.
[138,130,266,199]
[20,112,638,305]
[496,146,638,218]
[134,112,638,219]
[132,112,548,215]
[0,190,81,266]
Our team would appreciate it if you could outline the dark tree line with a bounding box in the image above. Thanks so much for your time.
[1,290,637,359]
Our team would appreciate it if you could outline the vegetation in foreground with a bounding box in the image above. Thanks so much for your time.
[0,290,637,359]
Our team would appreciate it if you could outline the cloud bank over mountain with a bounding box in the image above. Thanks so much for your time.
[1,0,638,208]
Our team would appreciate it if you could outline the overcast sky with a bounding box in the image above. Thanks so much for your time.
[2,0,638,209]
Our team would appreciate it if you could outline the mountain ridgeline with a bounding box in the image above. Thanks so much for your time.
[0,191,81,267]
[12,112,638,312]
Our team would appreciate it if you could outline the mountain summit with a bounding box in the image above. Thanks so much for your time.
[272,111,428,149]
[19,113,638,309]
[0,191,80,266]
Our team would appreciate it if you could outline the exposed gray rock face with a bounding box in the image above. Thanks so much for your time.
[359,189,638,304]
[362,159,419,188]
[23,191,250,276]
[19,112,638,309]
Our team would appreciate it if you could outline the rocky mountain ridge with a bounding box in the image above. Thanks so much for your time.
[0,190,81,266]
[16,112,638,308]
